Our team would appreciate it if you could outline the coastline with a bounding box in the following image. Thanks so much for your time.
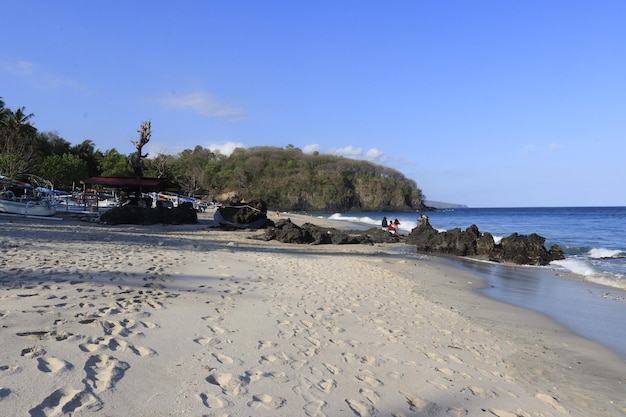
[0,211,624,416]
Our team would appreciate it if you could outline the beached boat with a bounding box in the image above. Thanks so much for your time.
[0,174,57,217]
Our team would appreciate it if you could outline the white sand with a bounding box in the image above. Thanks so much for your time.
[0,211,624,416]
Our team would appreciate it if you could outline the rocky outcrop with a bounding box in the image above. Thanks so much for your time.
[100,202,198,225]
[214,200,270,229]
[405,223,564,265]
[254,218,400,245]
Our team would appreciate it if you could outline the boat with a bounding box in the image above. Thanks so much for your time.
[0,174,57,217]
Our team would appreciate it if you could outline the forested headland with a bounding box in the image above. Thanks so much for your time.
[1,98,426,212]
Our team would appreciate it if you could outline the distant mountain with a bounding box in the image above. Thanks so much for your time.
[424,200,468,209]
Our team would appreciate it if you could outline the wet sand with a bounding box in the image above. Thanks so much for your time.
[451,258,626,360]
[0,210,624,416]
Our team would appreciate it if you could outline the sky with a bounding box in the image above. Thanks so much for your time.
[2,1,625,208]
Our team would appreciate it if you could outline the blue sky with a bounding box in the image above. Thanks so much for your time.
[2,1,625,207]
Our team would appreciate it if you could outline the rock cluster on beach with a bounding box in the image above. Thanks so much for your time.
[405,222,565,265]
[255,218,400,245]
[258,217,564,266]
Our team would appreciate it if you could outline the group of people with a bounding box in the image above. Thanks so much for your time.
[382,213,429,236]
[381,216,401,235]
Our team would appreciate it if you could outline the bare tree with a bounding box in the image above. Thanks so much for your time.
[129,121,151,177]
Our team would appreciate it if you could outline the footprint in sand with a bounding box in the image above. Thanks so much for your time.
[21,345,46,359]
[400,391,428,411]
[37,357,73,373]
[29,388,100,417]
[101,318,138,337]
[359,388,380,405]
[323,362,341,375]
[0,387,11,400]
[207,325,226,334]
[303,398,326,417]
[212,352,234,364]
[83,354,130,393]
[355,371,383,388]
[466,385,498,398]
[316,378,337,393]
[129,344,156,357]
[247,393,286,410]
[79,336,128,353]
[257,339,276,350]
[194,336,212,345]
[535,393,569,414]
[198,392,226,409]
[206,372,248,395]
[345,398,376,417]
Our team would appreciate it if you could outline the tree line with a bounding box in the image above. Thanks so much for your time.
[0,98,425,211]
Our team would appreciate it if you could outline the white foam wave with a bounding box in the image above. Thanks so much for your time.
[327,213,417,232]
[588,248,624,259]
[328,213,378,227]
[586,274,626,291]
[551,258,596,276]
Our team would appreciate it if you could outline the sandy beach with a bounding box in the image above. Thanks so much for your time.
[1,211,625,417]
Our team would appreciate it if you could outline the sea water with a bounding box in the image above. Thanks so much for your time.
[314,207,626,358]
[322,206,626,290]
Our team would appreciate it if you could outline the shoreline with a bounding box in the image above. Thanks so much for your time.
[1,212,625,416]
[287,210,626,360]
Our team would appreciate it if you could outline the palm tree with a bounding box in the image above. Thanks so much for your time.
[0,104,38,176]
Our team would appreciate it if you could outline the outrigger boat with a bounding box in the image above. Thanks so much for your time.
[0,174,57,217]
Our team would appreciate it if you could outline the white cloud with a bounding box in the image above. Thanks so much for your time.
[329,146,363,158]
[158,91,245,120]
[548,143,559,153]
[365,148,384,159]
[207,141,246,156]
[302,144,321,154]
[2,60,35,75]
[327,145,388,163]
[1,60,88,92]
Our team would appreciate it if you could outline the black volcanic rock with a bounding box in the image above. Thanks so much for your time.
[406,223,564,265]
[254,220,400,245]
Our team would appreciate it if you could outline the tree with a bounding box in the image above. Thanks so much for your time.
[39,131,71,156]
[174,146,215,196]
[0,105,38,176]
[129,121,151,177]
[37,153,88,189]
[144,152,175,179]
[99,149,134,177]
[70,140,102,177]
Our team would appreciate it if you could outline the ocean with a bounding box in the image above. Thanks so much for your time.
[314,207,626,358]
[324,206,626,290]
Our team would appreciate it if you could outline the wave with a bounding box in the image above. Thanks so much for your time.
[586,274,626,291]
[551,258,596,276]
[327,213,418,232]
[587,248,625,259]
[328,213,379,227]
[550,258,626,290]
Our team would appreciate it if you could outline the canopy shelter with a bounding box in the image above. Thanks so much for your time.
[81,176,180,192]
[80,176,181,209]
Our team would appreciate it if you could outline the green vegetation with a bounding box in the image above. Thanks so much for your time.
[0,98,425,212]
